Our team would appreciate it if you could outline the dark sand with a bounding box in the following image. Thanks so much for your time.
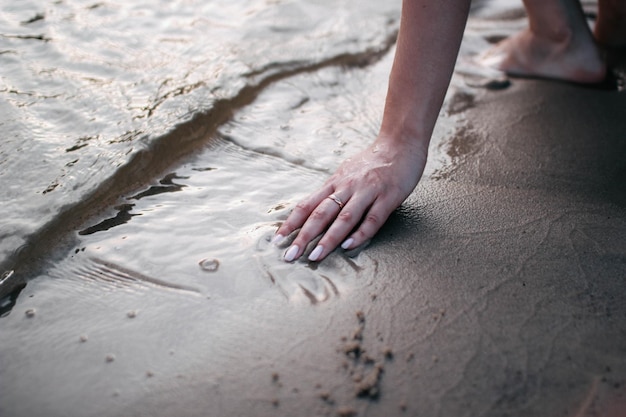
[2,28,626,417]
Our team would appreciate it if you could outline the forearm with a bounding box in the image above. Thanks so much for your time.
[275,0,471,262]
[378,0,470,153]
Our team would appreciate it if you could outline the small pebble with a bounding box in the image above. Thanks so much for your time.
[79,335,88,343]
[146,371,154,378]
[343,341,362,358]
[337,406,357,417]
[106,354,115,363]
[362,354,375,365]
[399,400,407,411]
[127,310,137,318]
[319,390,331,401]
[199,258,220,272]
[356,310,365,323]
[25,308,36,318]
[382,346,393,359]
[355,365,383,398]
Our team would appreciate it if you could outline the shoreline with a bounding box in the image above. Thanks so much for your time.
[2,2,626,416]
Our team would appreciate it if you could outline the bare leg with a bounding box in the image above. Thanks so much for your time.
[480,0,606,83]
[594,0,626,47]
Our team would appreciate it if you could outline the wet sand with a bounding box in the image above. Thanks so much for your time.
[2,5,626,417]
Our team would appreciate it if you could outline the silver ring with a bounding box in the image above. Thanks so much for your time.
[327,194,344,209]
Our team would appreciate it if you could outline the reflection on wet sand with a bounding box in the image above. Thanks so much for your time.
[1,1,625,417]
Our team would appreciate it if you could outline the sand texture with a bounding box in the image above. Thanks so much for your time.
[1,2,625,416]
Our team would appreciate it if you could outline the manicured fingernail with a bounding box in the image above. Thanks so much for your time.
[308,245,324,262]
[272,234,285,245]
[284,245,299,262]
[341,238,354,250]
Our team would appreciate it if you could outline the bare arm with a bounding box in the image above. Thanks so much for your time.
[274,0,471,262]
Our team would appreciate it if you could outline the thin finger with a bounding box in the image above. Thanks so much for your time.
[283,195,346,261]
[307,193,376,262]
[273,185,333,244]
[340,198,396,251]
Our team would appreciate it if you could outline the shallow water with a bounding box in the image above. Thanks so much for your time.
[3,1,626,416]
[0,0,401,273]
[2,0,604,297]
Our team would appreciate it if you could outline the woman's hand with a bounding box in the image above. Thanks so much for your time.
[272,0,471,262]
[273,136,428,262]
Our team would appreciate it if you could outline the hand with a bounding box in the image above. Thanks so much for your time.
[273,135,428,262]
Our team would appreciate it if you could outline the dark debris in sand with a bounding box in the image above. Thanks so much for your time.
[337,310,394,401]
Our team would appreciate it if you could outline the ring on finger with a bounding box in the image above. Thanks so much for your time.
[327,193,344,209]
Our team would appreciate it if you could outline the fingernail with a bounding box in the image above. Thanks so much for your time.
[272,234,285,245]
[308,245,324,262]
[284,245,299,262]
[341,238,354,250]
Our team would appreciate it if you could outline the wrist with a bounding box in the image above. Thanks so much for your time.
[374,128,430,162]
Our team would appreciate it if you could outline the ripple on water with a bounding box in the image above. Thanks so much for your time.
[253,230,377,305]
[52,257,202,296]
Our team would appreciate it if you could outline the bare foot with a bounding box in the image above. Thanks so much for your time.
[478,28,606,84]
